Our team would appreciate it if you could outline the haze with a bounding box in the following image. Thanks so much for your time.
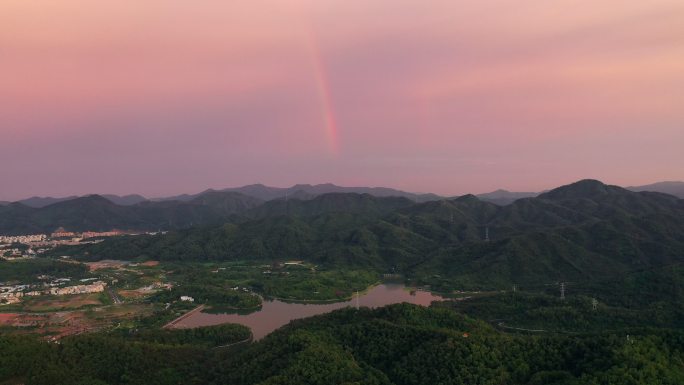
[1,0,683,201]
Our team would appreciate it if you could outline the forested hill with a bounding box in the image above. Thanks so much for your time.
[54,180,684,288]
[213,304,684,385]
[3,303,684,384]
[244,193,415,219]
[0,192,421,235]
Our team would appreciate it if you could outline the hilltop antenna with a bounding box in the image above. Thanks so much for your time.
[560,282,566,301]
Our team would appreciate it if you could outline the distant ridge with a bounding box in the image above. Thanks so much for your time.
[156,183,442,203]
[4,180,682,211]
[17,196,80,208]
[101,194,148,206]
[628,181,684,198]
[15,194,147,208]
[476,189,538,205]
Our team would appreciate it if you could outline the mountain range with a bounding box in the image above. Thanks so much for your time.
[2,179,683,237]
[153,183,442,203]
[1,194,148,208]
[474,189,538,205]
[0,192,263,235]
[627,181,684,198]
[54,179,684,289]
[2,180,681,210]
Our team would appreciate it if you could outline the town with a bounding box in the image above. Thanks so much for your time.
[1,228,131,306]
[0,278,107,305]
[0,227,162,260]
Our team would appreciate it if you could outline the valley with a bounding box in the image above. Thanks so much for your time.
[2,180,684,384]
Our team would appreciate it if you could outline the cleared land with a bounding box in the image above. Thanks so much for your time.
[21,293,103,312]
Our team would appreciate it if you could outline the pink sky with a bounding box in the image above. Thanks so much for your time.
[1,0,683,200]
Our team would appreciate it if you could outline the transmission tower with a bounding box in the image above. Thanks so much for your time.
[560,282,565,301]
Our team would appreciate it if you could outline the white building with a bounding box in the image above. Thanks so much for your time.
[0,234,47,244]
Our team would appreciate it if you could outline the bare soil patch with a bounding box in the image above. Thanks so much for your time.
[23,294,102,312]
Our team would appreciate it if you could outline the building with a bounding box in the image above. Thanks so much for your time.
[81,230,123,239]
[49,281,106,296]
[51,227,76,239]
[180,296,195,302]
[0,234,47,244]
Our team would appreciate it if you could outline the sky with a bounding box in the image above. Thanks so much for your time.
[1,0,683,200]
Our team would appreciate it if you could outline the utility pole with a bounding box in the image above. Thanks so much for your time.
[560,282,565,301]
[592,298,598,311]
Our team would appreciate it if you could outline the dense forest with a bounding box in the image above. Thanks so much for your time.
[0,259,89,283]
[55,180,684,290]
[5,180,684,383]
[151,284,262,310]
[2,303,683,384]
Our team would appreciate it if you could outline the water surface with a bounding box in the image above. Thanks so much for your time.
[172,284,445,339]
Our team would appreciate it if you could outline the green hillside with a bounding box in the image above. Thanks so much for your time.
[55,180,684,291]
[2,304,683,385]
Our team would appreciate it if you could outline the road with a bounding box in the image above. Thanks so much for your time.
[214,333,253,349]
[107,287,122,305]
[497,322,546,333]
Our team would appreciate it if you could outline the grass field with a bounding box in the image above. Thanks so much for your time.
[20,293,103,312]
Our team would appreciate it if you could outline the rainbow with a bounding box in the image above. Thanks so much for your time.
[307,32,340,155]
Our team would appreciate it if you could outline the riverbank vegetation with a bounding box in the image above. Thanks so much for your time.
[158,261,380,303]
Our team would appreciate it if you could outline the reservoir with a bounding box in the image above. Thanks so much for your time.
[170,284,446,339]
